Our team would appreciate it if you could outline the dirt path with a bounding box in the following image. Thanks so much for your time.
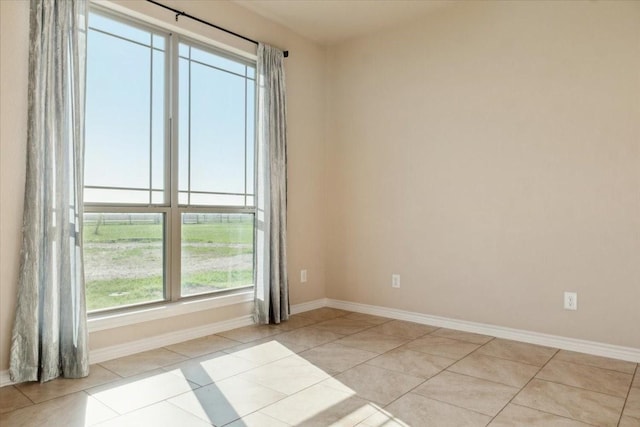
[84,242,252,281]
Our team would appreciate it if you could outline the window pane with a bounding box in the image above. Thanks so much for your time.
[179,43,190,58]
[189,45,246,75]
[246,79,255,196]
[246,66,255,79]
[85,13,166,205]
[178,41,255,207]
[84,188,151,205]
[152,34,165,50]
[189,193,246,206]
[181,213,254,296]
[178,57,190,196]
[190,63,246,194]
[89,13,151,46]
[152,48,166,199]
[179,192,189,205]
[84,9,258,314]
[84,213,165,311]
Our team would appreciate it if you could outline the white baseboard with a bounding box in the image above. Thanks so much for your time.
[327,299,640,363]
[90,314,254,364]
[90,298,330,365]
[1,315,255,387]
[0,298,327,388]
[4,297,637,387]
[88,291,254,333]
[290,298,328,315]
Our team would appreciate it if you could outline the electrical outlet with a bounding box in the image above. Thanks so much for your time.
[564,292,577,310]
[300,269,307,283]
[392,274,400,288]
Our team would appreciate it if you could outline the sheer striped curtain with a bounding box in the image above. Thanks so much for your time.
[254,43,289,324]
[10,0,89,383]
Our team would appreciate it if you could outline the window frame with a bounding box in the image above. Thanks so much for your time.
[84,5,258,315]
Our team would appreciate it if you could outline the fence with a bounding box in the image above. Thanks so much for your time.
[84,213,252,226]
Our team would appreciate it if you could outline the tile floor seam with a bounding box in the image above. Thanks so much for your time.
[14,372,123,406]
[402,328,484,362]
[542,357,638,379]
[424,328,496,346]
[14,385,36,406]
[220,385,291,426]
[419,344,555,424]
[486,347,560,424]
[325,339,434,411]
[617,363,639,427]
[4,313,634,427]
[374,378,429,414]
[160,346,191,358]
[86,371,204,415]
[509,377,628,426]
[434,368,522,390]
[400,333,498,393]
[334,348,400,376]
[362,328,495,412]
[94,363,124,381]
[361,348,458,377]
[427,328,496,346]
[106,392,185,417]
[7,363,123,406]
[406,390,507,418]
[445,334,495,360]
[330,333,410,355]
[535,377,632,400]
[506,402,601,427]
[553,356,638,375]
[235,363,331,397]
[465,348,552,370]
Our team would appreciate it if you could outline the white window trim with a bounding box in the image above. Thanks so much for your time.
[85,1,259,330]
[88,290,254,332]
[91,0,257,62]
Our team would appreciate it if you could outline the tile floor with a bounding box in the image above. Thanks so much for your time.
[1,308,638,426]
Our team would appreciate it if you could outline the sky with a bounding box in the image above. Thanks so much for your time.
[84,12,256,207]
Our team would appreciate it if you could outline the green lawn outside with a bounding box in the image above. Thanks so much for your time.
[84,220,254,244]
[84,219,254,311]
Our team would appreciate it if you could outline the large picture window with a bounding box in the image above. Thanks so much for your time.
[84,8,256,312]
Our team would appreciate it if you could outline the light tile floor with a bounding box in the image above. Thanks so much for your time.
[1,308,638,426]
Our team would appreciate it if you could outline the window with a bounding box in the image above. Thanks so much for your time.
[84,9,256,312]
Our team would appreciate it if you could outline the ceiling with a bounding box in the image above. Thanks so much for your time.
[233,0,456,45]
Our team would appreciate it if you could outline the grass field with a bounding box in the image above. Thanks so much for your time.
[83,216,254,311]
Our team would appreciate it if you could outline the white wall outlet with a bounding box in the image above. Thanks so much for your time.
[392,274,401,288]
[564,292,577,310]
[300,269,307,283]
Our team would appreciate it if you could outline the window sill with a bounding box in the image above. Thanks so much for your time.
[88,291,254,332]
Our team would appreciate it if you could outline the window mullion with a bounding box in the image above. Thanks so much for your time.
[148,34,154,206]
[244,67,248,208]
[169,34,181,302]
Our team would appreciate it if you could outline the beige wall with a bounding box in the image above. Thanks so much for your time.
[0,0,31,374]
[325,0,640,348]
[0,0,327,371]
[1,0,639,373]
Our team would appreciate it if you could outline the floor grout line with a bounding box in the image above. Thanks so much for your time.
[3,311,635,427]
[617,363,639,427]
[506,402,601,427]
[488,347,560,424]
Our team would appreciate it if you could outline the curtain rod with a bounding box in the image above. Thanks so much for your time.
[146,0,289,58]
